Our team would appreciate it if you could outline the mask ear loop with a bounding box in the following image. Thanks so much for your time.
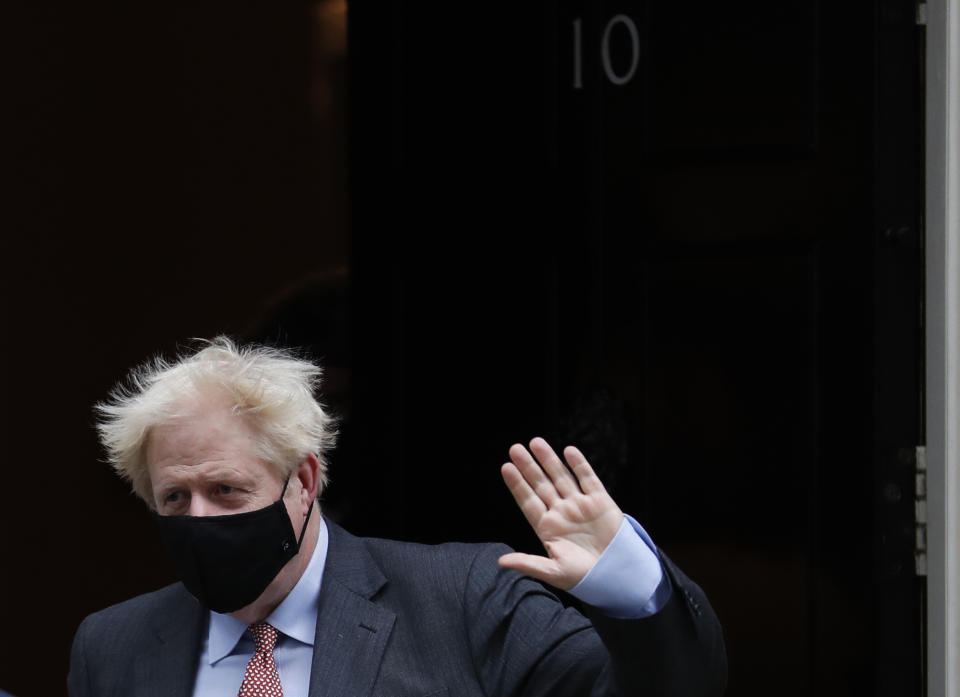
[297,497,314,547]
[281,473,314,548]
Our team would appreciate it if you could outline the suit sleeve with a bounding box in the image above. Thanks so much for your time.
[461,543,727,697]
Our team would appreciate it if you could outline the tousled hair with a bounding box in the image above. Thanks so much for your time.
[95,337,336,508]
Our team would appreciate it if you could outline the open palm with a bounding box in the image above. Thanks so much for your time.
[499,437,624,590]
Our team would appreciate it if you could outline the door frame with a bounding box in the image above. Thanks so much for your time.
[924,0,960,694]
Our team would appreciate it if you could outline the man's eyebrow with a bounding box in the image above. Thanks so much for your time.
[207,466,258,482]
[153,464,260,492]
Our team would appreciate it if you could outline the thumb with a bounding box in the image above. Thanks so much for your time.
[498,552,571,590]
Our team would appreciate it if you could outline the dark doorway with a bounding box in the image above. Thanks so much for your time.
[347,1,925,696]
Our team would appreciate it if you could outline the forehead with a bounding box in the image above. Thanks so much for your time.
[145,404,269,482]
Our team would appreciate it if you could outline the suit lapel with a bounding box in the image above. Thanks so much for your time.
[309,522,396,697]
[133,586,205,697]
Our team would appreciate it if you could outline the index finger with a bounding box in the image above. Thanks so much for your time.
[500,461,547,528]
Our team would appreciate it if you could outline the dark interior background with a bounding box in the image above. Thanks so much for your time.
[6,1,924,696]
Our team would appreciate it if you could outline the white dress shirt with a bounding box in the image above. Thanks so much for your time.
[192,520,329,697]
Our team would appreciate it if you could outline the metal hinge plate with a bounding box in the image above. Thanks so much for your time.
[915,445,927,576]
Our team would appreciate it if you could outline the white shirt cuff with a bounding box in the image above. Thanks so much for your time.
[568,515,671,619]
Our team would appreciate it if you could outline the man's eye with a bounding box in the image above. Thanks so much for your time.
[166,491,182,503]
[216,485,235,496]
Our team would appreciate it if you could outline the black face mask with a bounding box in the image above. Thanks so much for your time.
[154,478,313,613]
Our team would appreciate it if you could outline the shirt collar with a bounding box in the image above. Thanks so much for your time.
[206,516,329,664]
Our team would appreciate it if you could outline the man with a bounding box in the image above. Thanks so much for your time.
[68,338,726,696]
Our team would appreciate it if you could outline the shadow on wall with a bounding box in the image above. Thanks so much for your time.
[241,266,360,529]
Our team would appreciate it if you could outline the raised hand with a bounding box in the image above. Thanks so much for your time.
[498,437,624,590]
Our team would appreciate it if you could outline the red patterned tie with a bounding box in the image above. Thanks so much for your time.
[238,623,284,697]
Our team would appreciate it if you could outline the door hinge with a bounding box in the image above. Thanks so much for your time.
[916,2,927,25]
[915,445,927,576]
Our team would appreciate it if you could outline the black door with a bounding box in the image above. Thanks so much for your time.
[348,1,924,695]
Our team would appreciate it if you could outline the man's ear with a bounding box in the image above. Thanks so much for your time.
[295,452,321,512]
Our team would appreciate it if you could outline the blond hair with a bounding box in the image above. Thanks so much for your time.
[95,337,335,507]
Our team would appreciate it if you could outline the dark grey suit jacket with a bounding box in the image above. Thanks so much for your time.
[68,520,726,696]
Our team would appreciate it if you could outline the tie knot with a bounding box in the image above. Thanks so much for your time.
[248,622,279,653]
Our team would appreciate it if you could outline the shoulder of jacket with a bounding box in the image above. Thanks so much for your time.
[78,582,193,632]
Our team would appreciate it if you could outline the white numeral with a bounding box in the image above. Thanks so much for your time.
[573,17,583,89]
[601,14,640,86]
[573,14,640,89]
